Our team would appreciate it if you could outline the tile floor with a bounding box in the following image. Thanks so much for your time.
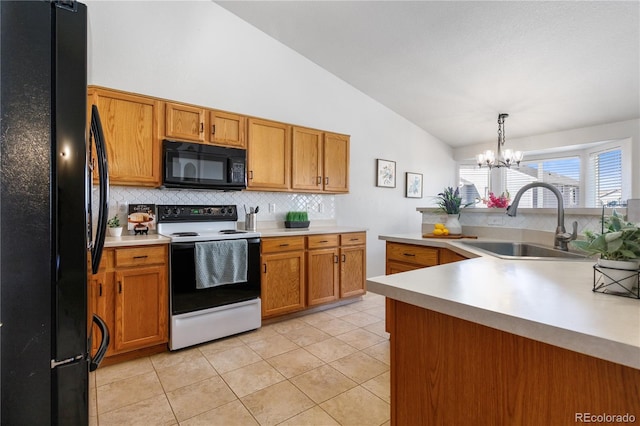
[90,292,390,426]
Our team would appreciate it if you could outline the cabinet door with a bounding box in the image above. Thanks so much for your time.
[307,247,340,306]
[247,118,291,190]
[114,265,168,353]
[291,127,323,191]
[210,110,246,148]
[165,102,206,142]
[323,132,349,193]
[89,88,161,186]
[261,251,305,317]
[340,245,366,298]
[439,248,468,264]
[89,272,115,356]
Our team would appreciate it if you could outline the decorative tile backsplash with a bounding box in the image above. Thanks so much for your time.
[104,186,336,226]
[420,209,626,236]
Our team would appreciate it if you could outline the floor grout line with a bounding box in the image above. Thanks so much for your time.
[95,295,390,426]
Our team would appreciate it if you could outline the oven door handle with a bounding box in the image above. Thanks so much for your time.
[170,238,260,248]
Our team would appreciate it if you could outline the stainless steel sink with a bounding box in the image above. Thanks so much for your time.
[461,241,589,260]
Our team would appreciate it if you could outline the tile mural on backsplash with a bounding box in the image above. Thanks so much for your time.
[103,186,335,227]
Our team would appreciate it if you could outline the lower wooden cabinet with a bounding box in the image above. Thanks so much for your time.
[384,241,467,332]
[114,265,167,352]
[339,233,366,298]
[89,244,168,360]
[262,232,366,319]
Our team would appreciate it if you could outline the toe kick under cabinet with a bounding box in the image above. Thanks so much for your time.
[261,232,366,319]
[89,244,169,364]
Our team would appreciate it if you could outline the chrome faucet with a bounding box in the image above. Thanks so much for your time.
[506,182,578,251]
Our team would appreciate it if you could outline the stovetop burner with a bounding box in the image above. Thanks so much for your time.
[171,232,199,237]
[219,230,247,234]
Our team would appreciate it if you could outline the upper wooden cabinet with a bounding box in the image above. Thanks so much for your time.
[323,132,350,193]
[292,127,350,193]
[90,86,349,191]
[292,127,324,191]
[247,118,291,190]
[88,87,162,187]
[210,110,246,148]
[165,102,207,143]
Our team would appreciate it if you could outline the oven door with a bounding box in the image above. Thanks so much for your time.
[169,238,260,315]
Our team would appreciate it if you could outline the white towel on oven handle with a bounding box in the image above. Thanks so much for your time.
[194,240,248,289]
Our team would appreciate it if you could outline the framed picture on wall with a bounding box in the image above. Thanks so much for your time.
[376,159,396,188]
[405,172,423,198]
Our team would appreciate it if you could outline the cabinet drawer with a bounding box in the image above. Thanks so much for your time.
[340,232,366,246]
[261,236,306,253]
[308,234,339,249]
[386,242,438,267]
[114,245,166,267]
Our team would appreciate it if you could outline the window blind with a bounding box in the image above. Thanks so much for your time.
[459,165,489,206]
[589,148,623,207]
[505,157,581,208]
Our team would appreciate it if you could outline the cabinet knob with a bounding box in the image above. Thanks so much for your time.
[199,122,204,133]
[118,281,122,293]
[325,177,329,185]
[99,283,102,297]
[334,255,339,264]
[317,176,322,185]
[211,124,216,135]
[341,254,346,262]
[403,253,416,257]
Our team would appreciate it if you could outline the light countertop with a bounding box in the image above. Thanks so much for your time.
[369,233,640,369]
[258,226,367,238]
[104,234,171,247]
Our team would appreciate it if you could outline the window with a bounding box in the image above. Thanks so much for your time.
[505,157,580,208]
[457,138,630,208]
[459,164,488,205]
[587,147,623,207]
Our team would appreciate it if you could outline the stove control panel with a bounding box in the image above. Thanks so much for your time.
[157,205,238,222]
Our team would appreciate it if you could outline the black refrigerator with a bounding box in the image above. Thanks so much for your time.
[0,1,110,424]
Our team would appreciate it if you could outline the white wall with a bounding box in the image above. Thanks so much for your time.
[85,1,455,277]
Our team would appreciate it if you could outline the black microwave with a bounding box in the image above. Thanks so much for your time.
[162,140,246,190]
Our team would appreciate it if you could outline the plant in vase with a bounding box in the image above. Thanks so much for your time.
[483,191,510,208]
[285,211,310,229]
[435,186,471,235]
[571,211,640,295]
[107,214,123,237]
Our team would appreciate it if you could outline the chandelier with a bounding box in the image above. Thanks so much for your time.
[476,113,523,169]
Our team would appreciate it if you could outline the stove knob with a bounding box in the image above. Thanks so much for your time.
[206,208,212,214]
[227,206,235,215]
[173,208,179,215]
[220,207,226,214]
[163,207,171,215]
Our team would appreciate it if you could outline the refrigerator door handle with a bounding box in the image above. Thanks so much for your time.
[89,314,109,372]
[90,105,109,275]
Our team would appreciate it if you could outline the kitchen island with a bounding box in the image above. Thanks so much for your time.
[368,234,640,425]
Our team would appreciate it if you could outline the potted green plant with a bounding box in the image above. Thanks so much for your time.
[285,211,310,229]
[571,210,640,294]
[107,214,123,237]
[435,186,471,235]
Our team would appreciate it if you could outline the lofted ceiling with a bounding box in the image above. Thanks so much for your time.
[216,1,640,148]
